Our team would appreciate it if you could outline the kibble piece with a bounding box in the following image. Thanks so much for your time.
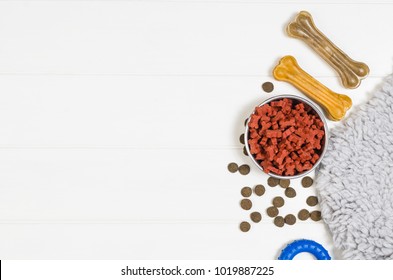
[306,196,319,206]
[250,212,262,223]
[240,199,252,210]
[266,206,279,217]
[298,209,310,221]
[285,187,297,198]
[227,162,238,173]
[254,184,265,196]
[274,216,285,227]
[310,211,322,221]
[284,214,296,225]
[244,118,248,127]
[241,187,252,197]
[262,82,274,93]
[240,221,251,232]
[272,196,285,208]
[302,176,314,188]
[239,134,245,145]
[267,177,279,187]
[243,146,248,156]
[239,164,250,175]
[279,179,290,188]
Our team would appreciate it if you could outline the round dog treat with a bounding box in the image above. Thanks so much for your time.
[266,206,279,217]
[240,199,252,210]
[239,134,245,145]
[262,82,274,93]
[273,196,285,208]
[302,176,314,188]
[279,179,290,188]
[284,214,296,225]
[310,211,322,221]
[298,209,310,221]
[227,162,238,173]
[274,216,285,227]
[306,196,319,206]
[267,177,279,187]
[241,187,252,197]
[285,187,297,198]
[243,146,248,156]
[239,164,250,175]
[240,221,251,232]
[250,212,262,223]
[254,184,265,196]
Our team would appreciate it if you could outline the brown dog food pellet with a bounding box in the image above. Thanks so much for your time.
[243,146,248,156]
[244,118,248,127]
[310,211,322,221]
[239,134,245,144]
[266,206,279,217]
[284,214,296,225]
[302,176,314,188]
[298,209,310,221]
[227,162,238,173]
[306,196,319,206]
[250,212,262,223]
[239,164,250,175]
[240,221,251,232]
[240,199,252,210]
[285,187,296,198]
[279,179,290,188]
[274,216,285,227]
[267,177,279,187]
[241,187,252,197]
[272,196,285,208]
[262,82,274,93]
[254,184,265,196]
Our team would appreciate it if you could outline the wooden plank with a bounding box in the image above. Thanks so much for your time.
[0,2,389,76]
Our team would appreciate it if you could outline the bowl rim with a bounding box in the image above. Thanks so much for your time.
[244,94,329,179]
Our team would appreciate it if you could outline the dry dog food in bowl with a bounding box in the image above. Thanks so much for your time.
[245,95,328,179]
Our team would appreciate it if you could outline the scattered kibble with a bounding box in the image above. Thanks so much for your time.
[238,164,250,175]
[306,196,319,207]
[279,179,290,188]
[284,187,297,198]
[254,184,265,196]
[240,199,252,210]
[272,196,285,208]
[243,146,248,156]
[284,214,296,225]
[240,221,251,232]
[310,211,322,221]
[241,187,252,197]
[298,209,310,221]
[267,177,279,187]
[274,216,285,227]
[250,212,262,223]
[262,82,274,93]
[239,134,245,145]
[266,206,279,217]
[227,162,238,173]
[301,176,314,188]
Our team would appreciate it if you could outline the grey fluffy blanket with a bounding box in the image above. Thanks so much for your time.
[315,76,393,260]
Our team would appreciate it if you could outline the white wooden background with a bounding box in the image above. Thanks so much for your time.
[0,0,392,259]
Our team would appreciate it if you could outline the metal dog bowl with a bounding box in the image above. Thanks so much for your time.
[245,94,329,179]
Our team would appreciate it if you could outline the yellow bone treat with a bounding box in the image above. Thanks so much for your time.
[273,56,352,121]
[287,11,369,89]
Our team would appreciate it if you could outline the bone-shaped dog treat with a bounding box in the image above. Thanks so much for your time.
[273,56,352,121]
[287,11,369,89]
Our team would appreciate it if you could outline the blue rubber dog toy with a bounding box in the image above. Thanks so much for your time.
[278,239,331,260]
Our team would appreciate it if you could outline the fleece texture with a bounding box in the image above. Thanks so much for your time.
[315,76,393,260]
